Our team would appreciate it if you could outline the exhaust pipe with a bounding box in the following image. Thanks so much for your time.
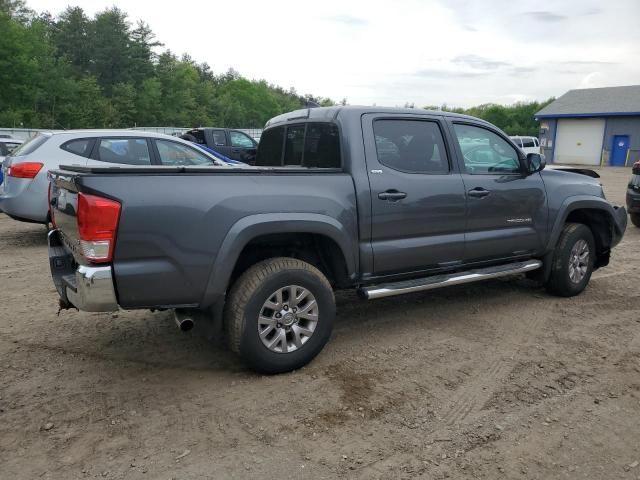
[174,309,194,332]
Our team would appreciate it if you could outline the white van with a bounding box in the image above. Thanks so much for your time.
[510,136,541,156]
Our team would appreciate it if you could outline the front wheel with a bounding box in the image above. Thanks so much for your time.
[545,223,595,297]
[224,257,335,374]
[631,213,640,228]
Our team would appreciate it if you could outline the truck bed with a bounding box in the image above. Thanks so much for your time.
[49,166,358,310]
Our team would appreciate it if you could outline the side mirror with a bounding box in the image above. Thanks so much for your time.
[525,153,546,174]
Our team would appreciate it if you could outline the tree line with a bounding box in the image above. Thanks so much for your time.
[0,0,333,129]
[422,100,555,137]
[1,0,551,134]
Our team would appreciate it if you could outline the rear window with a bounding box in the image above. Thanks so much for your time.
[284,125,305,165]
[9,135,49,157]
[61,138,95,158]
[256,123,341,168]
[255,126,285,166]
[97,138,151,165]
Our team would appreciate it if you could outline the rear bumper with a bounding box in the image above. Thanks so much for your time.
[626,187,640,214]
[611,205,627,248]
[0,177,49,223]
[48,230,118,312]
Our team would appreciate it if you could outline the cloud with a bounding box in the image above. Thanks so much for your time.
[414,68,488,79]
[452,54,511,70]
[562,60,616,65]
[524,11,568,22]
[327,15,368,27]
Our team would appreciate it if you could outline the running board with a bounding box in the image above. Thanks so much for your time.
[359,260,542,300]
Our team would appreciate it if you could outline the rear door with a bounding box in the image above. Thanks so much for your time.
[448,121,548,262]
[206,129,233,158]
[363,114,467,276]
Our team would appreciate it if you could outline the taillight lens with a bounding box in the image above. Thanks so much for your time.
[77,193,121,263]
[8,162,44,179]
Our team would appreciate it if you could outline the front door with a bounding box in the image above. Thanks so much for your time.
[229,130,258,164]
[611,135,630,167]
[363,114,467,276]
[448,121,548,262]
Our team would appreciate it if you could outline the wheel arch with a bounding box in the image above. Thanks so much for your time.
[200,213,357,308]
[544,196,619,278]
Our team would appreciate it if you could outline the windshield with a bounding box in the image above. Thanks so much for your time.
[9,134,49,157]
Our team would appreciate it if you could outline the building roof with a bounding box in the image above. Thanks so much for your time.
[536,85,640,118]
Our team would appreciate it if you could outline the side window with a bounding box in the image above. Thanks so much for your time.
[283,125,305,165]
[522,138,535,148]
[534,138,539,147]
[255,126,284,166]
[5,142,22,154]
[229,131,255,148]
[304,123,341,168]
[61,138,94,158]
[211,130,227,146]
[373,119,449,174]
[186,130,206,144]
[155,140,216,165]
[97,138,151,165]
[453,124,521,175]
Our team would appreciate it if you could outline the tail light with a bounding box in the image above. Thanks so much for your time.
[77,193,121,263]
[8,162,44,179]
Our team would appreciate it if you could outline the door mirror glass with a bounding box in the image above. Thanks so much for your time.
[526,153,546,174]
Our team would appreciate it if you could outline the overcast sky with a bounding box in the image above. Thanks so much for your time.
[29,0,640,107]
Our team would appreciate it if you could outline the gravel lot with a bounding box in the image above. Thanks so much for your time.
[1,167,639,479]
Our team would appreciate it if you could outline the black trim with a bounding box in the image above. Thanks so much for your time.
[55,165,345,175]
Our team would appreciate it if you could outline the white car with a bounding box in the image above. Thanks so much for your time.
[510,136,541,156]
[0,130,232,224]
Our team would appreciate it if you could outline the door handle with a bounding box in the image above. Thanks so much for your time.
[378,190,407,201]
[468,187,490,198]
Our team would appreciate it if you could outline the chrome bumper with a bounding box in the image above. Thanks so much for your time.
[48,230,119,312]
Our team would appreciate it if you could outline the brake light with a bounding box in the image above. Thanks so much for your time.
[77,193,121,263]
[8,162,44,179]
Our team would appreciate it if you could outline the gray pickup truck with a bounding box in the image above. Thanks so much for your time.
[47,106,627,373]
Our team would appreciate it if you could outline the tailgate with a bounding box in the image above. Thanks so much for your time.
[48,170,82,261]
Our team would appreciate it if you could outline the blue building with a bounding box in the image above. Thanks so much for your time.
[535,85,640,166]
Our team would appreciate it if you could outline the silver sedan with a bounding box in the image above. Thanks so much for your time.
[0,130,232,224]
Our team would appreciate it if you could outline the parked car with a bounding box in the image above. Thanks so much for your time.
[183,128,258,164]
[47,106,627,374]
[627,161,640,227]
[0,130,230,224]
[510,136,541,156]
[0,138,24,185]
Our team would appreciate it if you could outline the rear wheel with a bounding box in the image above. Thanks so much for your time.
[631,213,640,228]
[224,257,335,374]
[545,223,595,297]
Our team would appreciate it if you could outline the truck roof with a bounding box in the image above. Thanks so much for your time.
[264,105,492,128]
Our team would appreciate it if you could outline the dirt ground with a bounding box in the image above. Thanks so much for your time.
[1,167,639,480]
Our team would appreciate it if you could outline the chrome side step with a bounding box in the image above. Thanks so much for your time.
[360,260,542,300]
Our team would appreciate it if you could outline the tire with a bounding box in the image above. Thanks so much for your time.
[224,257,335,374]
[545,223,595,297]
[631,213,640,228]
